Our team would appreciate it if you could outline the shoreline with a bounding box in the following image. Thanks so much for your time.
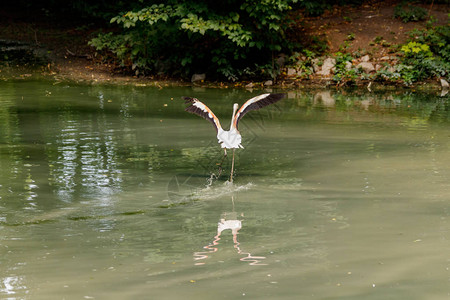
[0,38,445,91]
[0,63,444,92]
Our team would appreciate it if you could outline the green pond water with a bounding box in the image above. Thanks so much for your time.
[0,80,449,299]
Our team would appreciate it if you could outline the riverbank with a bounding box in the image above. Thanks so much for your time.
[0,1,448,90]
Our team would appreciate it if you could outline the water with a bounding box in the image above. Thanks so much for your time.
[0,81,448,299]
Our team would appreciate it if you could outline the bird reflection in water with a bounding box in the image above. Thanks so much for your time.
[193,196,267,266]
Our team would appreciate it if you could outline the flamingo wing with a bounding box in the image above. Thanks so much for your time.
[233,93,286,130]
[183,97,222,133]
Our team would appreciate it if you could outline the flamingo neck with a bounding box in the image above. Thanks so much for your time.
[230,103,238,130]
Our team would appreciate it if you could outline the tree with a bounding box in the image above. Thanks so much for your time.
[89,0,298,81]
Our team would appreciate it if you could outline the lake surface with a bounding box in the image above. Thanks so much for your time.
[0,80,449,299]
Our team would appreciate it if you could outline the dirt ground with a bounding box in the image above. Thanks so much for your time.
[0,1,448,86]
[300,0,448,55]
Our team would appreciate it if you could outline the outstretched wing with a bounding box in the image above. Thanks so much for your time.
[233,93,286,130]
[183,97,222,133]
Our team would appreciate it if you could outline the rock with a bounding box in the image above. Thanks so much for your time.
[324,57,336,68]
[264,80,273,86]
[312,58,321,73]
[380,55,399,62]
[345,61,352,70]
[360,55,370,62]
[316,57,336,76]
[357,62,375,73]
[441,79,449,97]
[191,73,205,82]
[287,68,297,76]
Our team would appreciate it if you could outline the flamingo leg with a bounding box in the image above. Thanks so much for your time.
[230,149,235,183]
[216,149,228,178]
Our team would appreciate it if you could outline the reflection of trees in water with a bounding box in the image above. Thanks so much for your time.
[0,84,41,213]
[44,110,123,203]
[0,85,133,220]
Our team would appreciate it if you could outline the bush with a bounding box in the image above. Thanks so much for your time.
[408,24,450,61]
[89,1,300,81]
[395,22,450,84]
[393,41,449,84]
[394,3,427,23]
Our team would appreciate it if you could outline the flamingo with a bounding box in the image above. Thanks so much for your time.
[183,93,286,182]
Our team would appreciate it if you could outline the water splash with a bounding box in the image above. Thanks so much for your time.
[166,168,254,206]
[197,182,254,200]
[166,181,254,206]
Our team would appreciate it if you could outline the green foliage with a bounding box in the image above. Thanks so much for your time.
[408,24,450,61]
[299,1,330,16]
[343,16,352,22]
[298,0,366,16]
[287,50,316,78]
[308,35,329,54]
[395,49,433,85]
[374,65,401,83]
[394,3,427,23]
[333,52,359,84]
[394,23,450,84]
[89,0,299,80]
[369,36,391,48]
[401,41,433,58]
[372,23,450,85]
